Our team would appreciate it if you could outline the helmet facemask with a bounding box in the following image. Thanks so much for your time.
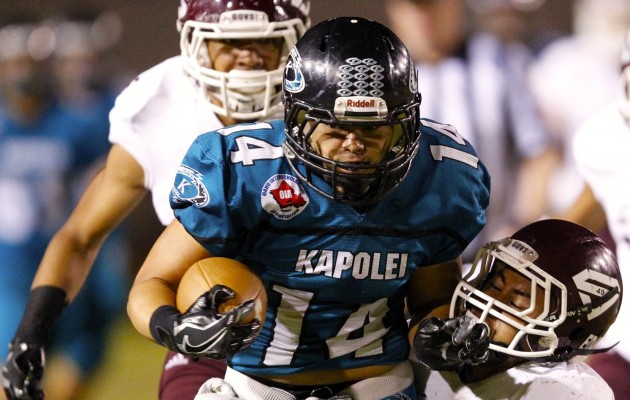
[283,96,421,206]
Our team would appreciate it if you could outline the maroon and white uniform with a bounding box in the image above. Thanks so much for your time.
[109,56,223,225]
[424,360,613,400]
[573,103,630,362]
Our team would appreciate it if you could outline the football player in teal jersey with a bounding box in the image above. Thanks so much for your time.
[128,17,491,400]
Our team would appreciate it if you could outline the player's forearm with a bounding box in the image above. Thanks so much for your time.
[406,258,461,343]
[30,166,135,300]
[128,278,178,340]
[128,220,214,340]
[31,226,105,301]
[15,286,69,341]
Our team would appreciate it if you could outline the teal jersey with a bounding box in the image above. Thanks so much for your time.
[171,118,490,376]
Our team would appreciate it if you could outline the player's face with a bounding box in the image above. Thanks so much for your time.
[207,38,283,73]
[476,261,545,346]
[308,123,394,171]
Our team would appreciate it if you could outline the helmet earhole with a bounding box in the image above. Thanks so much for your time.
[568,327,586,341]
[319,36,328,53]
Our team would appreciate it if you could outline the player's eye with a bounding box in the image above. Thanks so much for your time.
[491,275,504,291]
[510,295,531,311]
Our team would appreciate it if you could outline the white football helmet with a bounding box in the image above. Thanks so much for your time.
[177,0,310,120]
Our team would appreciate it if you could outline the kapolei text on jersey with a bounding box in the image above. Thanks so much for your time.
[295,249,409,280]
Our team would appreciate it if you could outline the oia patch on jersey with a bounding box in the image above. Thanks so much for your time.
[261,174,309,220]
[171,164,210,208]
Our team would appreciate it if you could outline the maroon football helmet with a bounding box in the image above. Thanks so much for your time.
[177,0,310,120]
[451,219,622,362]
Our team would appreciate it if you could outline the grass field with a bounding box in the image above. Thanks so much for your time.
[76,315,165,400]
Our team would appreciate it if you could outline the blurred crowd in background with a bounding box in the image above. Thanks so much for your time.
[1,0,629,398]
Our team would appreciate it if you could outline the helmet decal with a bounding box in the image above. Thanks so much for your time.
[409,65,418,94]
[336,57,385,97]
[284,48,304,93]
[571,269,621,320]
[334,57,388,120]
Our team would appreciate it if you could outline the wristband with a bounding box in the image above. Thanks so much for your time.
[149,305,180,347]
[16,285,68,343]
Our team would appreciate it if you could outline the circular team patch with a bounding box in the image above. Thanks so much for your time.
[261,174,309,220]
[171,165,210,208]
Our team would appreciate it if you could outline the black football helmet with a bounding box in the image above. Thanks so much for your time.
[450,219,622,362]
[282,17,422,206]
[177,0,310,120]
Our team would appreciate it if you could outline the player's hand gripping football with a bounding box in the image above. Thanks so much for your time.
[413,316,490,371]
[151,285,261,359]
[2,339,45,400]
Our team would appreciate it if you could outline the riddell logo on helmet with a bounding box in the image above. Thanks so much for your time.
[333,96,387,119]
[347,99,375,108]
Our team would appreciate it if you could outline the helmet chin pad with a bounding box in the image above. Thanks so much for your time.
[196,67,283,119]
[223,88,267,114]
[225,69,269,94]
[207,69,274,114]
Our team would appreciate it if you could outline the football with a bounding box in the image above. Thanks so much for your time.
[176,257,267,325]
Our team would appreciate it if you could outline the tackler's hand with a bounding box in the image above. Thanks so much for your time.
[2,339,46,400]
[413,316,490,371]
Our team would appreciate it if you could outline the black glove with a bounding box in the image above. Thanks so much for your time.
[413,316,490,371]
[2,341,45,400]
[2,286,67,400]
[150,285,261,359]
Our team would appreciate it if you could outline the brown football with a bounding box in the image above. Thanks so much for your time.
[176,257,267,325]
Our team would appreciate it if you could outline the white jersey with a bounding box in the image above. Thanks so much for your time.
[529,37,621,213]
[109,56,223,225]
[423,360,613,399]
[573,103,630,360]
